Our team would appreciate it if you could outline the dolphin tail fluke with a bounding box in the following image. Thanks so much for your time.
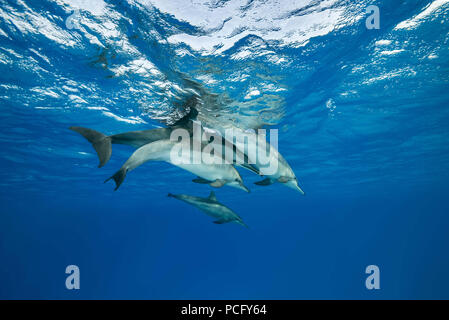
[104,167,127,191]
[168,193,174,197]
[70,126,112,168]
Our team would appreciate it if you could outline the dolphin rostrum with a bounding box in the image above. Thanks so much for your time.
[105,139,250,192]
[168,191,248,227]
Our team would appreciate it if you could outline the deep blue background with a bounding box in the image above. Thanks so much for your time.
[1,0,449,299]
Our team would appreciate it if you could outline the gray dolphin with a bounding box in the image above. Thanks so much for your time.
[228,129,305,195]
[69,108,198,168]
[252,142,305,195]
[168,191,248,227]
[69,105,260,175]
[69,124,260,175]
[105,139,250,192]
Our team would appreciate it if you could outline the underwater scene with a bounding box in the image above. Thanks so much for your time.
[1,0,449,299]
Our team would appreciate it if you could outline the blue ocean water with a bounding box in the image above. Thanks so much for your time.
[1,0,449,299]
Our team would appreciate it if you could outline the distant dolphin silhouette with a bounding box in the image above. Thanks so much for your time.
[105,139,250,193]
[168,191,248,227]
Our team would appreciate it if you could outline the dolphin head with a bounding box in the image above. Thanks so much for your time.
[284,177,305,195]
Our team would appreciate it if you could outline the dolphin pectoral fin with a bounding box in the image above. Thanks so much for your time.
[213,219,226,224]
[104,167,127,191]
[254,178,274,186]
[70,126,112,168]
[210,179,226,188]
[192,177,212,184]
[277,176,292,183]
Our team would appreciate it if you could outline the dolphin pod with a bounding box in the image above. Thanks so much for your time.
[70,124,304,193]
[71,108,305,226]
[70,125,251,192]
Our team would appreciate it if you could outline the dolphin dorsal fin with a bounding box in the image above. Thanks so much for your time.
[208,191,217,201]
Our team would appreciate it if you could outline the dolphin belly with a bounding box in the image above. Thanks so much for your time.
[176,163,235,184]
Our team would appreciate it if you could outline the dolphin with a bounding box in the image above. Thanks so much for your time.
[251,139,305,195]
[220,128,305,195]
[168,191,248,227]
[69,107,198,168]
[70,121,261,176]
[105,139,250,192]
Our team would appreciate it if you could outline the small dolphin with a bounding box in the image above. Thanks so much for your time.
[70,122,302,194]
[105,139,250,192]
[168,191,248,227]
